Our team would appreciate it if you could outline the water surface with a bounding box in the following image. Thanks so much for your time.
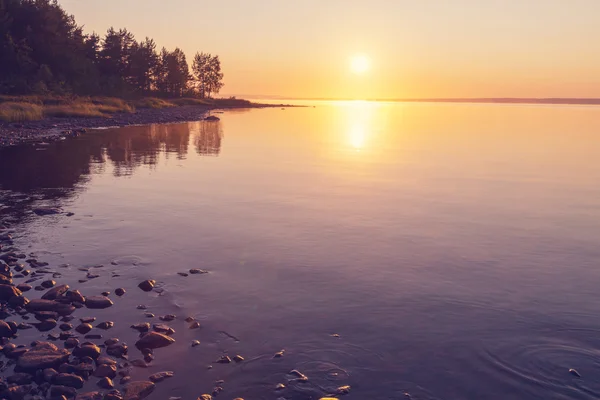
[1,102,600,399]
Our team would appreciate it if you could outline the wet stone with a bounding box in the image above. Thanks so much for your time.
[124,381,155,400]
[106,343,127,358]
[80,317,96,323]
[189,321,201,329]
[84,334,103,339]
[75,392,103,400]
[131,323,150,332]
[0,320,14,337]
[41,279,56,288]
[94,364,117,378]
[50,384,77,398]
[152,324,174,335]
[159,314,175,321]
[84,296,113,309]
[7,372,33,385]
[104,389,124,400]
[115,288,125,296]
[59,323,73,331]
[0,284,21,301]
[35,311,59,321]
[233,355,244,362]
[35,318,57,332]
[54,373,84,389]
[16,284,32,292]
[104,338,119,346]
[101,291,110,296]
[97,321,114,330]
[64,338,79,349]
[75,323,92,334]
[72,343,101,359]
[191,340,201,347]
[135,332,175,349]
[97,377,114,389]
[149,371,174,383]
[16,342,70,371]
[189,269,208,274]
[41,284,69,300]
[216,356,231,364]
[137,280,155,292]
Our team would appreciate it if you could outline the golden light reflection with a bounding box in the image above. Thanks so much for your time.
[339,100,381,152]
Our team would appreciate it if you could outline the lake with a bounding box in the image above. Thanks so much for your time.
[1,101,600,399]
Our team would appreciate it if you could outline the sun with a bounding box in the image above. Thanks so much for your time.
[350,54,370,74]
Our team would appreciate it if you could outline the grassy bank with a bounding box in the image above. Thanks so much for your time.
[0,95,253,123]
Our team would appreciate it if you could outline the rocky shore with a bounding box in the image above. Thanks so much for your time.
[0,215,350,400]
[0,103,284,148]
[0,220,222,400]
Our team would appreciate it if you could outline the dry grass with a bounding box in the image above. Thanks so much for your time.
[0,102,44,122]
[44,104,106,118]
[133,97,176,109]
[170,97,212,106]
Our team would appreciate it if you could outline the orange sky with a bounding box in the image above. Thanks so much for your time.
[59,0,600,99]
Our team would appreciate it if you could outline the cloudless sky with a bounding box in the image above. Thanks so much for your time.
[59,0,600,99]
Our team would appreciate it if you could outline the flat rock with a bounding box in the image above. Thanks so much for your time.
[135,332,175,349]
[124,381,155,400]
[85,296,113,309]
[149,371,174,383]
[41,284,69,300]
[34,318,57,332]
[26,299,75,315]
[54,372,84,388]
[16,342,70,371]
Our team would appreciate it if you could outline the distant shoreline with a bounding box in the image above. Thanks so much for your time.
[249,96,600,106]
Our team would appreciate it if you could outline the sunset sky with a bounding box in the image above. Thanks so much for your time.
[60,0,600,99]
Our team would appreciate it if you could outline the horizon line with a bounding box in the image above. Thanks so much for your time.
[236,95,600,105]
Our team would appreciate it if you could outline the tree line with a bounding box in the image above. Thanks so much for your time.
[0,0,224,98]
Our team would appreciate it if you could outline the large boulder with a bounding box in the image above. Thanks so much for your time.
[16,342,70,371]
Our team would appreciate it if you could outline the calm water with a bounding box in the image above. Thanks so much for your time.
[1,102,600,399]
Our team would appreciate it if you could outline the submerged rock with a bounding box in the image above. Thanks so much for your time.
[115,288,126,296]
[16,342,69,371]
[149,371,174,383]
[75,392,104,400]
[124,381,155,400]
[75,323,93,334]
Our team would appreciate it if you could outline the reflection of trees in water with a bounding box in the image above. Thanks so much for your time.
[193,121,223,156]
[0,121,223,222]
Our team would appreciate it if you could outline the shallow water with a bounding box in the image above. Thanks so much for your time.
[1,102,600,399]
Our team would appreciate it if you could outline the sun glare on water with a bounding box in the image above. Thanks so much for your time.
[350,54,370,74]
